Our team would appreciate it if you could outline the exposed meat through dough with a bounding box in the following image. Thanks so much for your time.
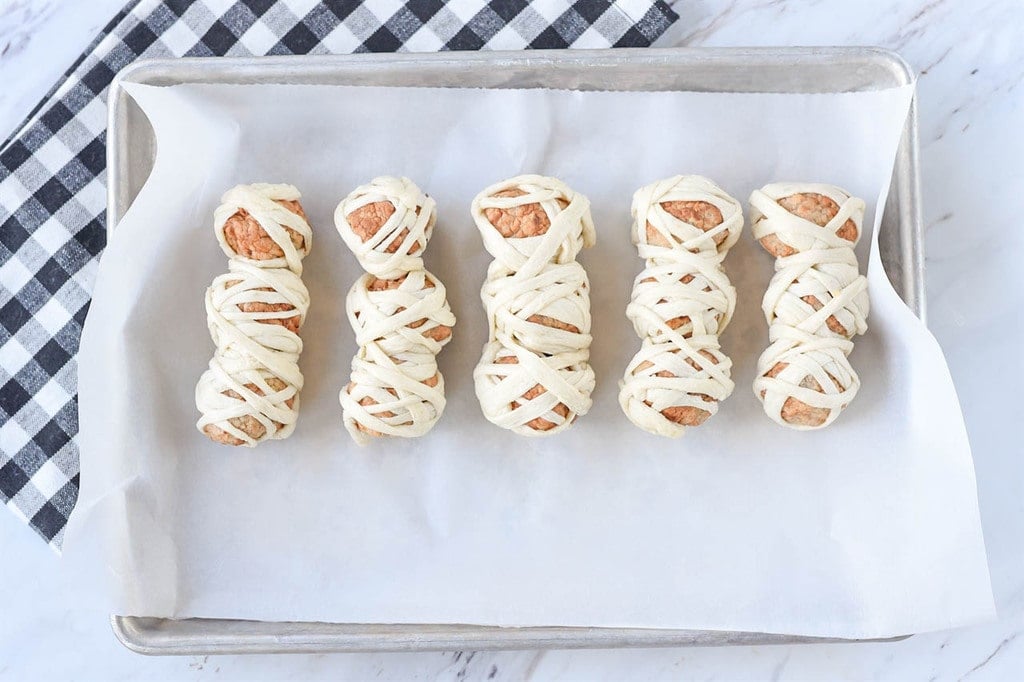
[758,192,858,257]
[364,274,452,342]
[225,278,301,334]
[761,361,844,428]
[202,378,294,445]
[494,355,570,431]
[645,200,725,248]
[348,373,441,438]
[635,349,719,427]
[222,199,307,259]
[346,200,423,256]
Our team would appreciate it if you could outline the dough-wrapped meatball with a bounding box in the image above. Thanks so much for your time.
[197,183,312,447]
[750,182,869,430]
[471,175,596,436]
[619,175,743,438]
[335,176,455,445]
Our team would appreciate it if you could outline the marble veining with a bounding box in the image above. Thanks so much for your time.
[0,0,127,141]
[2,0,1022,679]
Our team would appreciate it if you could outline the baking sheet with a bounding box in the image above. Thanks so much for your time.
[65,79,993,639]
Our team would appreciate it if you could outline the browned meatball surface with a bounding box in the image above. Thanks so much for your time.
[483,188,571,238]
[635,349,719,427]
[761,361,844,427]
[222,199,307,260]
[346,200,423,256]
[759,192,858,257]
[801,294,848,337]
[646,200,724,248]
[348,372,441,438]
[225,279,301,334]
[494,355,571,432]
[364,274,452,342]
[203,377,294,445]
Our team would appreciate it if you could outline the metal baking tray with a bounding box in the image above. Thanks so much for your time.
[105,47,923,655]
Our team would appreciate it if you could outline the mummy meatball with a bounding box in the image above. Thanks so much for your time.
[335,176,455,445]
[619,176,743,438]
[196,183,312,446]
[749,183,869,429]
[471,175,596,436]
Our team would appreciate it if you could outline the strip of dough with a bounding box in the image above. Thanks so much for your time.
[471,174,596,436]
[750,182,869,430]
[619,175,743,438]
[335,176,455,445]
[196,183,312,446]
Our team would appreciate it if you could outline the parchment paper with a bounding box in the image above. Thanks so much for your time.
[63,80,995,638]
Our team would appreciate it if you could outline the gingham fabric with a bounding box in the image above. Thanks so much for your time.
[0,0,678,549]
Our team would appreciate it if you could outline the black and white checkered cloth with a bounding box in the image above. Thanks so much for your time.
[0,0,678,549]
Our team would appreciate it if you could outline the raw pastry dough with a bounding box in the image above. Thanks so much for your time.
[196,183,312,446]
[750,182,869,430]
[619,175,743,438]
[471,174,596,436]
[335,176,455,445]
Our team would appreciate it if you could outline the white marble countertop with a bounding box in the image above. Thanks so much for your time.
[2,0,1022,679]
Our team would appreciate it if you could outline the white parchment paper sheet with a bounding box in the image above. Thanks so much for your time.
[64,81,994,638]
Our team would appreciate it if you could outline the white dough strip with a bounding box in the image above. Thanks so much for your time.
[619,175,743,438]
[196,183,311,447]
[335,176,455,445]
[750,182,869,430]
[472,174,596,436]
[203,261,307,389]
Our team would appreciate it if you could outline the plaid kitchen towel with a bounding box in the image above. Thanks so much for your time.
[0,0,678,549]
